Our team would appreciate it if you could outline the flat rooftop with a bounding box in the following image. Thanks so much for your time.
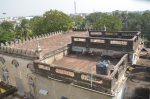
[10,32,88,55]
[7,31,140,58]
[52,53,120,74]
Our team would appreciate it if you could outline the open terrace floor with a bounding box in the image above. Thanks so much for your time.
[52,53,120,74]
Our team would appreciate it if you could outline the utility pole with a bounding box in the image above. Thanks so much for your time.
[74,0,77,14]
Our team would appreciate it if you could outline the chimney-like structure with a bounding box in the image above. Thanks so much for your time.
[35,40,42,59]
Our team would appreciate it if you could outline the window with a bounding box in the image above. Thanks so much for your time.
[74,38,85,42]
[90,39,104,43]
[38,65,50,71]
[61,96,69,99]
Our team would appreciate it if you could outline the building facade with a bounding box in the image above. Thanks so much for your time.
[0,30,143,99]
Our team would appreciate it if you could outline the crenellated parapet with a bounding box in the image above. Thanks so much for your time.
[0,46,38,59]
[0,31,64,47]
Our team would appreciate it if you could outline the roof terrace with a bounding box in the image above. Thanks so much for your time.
[34,47,128,95]
[52,53,119,74]
[11,31,88,55]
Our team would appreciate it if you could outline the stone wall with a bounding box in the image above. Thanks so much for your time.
[34,75,116,99]
[0,54,34,95]
[71,36,135,52]
[34,52,128,95]
[0,46,38,59]
[42,45,70,63]
[32,52,128,99]
[0,31,67,96]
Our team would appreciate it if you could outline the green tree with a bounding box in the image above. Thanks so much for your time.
[0,21,14,31]
[123,12,142,31]
[85,12,102,28]
[43,10,73,32]
[141,11,150,40]
[30,16,44,35]
[141,11,150,32]
[15,19,32,39]
[71,15,86,28]
[93,15,122,31]
[0,21,15,42]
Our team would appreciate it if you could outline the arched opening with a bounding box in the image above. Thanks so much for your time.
[27,63,35,71]
[12,59,25,96]
[12,59,19,68]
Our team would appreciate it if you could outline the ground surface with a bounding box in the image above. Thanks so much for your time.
[52,53,119,74]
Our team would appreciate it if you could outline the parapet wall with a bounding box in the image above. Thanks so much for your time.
[0,31,64,47]
[0,31,64,59]
[0,46,38,59]
[34,53,128,95]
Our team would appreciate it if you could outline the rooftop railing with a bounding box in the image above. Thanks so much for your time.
[34,53,128,95]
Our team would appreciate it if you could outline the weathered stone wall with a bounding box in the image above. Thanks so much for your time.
[0,54,34,95]
[33,74,126,99]
[42,46,69,64]
[0,31,67,96]
[34,54,128,97]
[0,46,38,59]
[34,75,115,99]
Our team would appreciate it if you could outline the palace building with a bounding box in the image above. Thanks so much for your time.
[0,30,145,99]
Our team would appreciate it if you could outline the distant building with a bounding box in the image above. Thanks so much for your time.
[70,13,88,18]
[0,16,34,25]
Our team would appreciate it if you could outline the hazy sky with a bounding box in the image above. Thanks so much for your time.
[0,0,150,17]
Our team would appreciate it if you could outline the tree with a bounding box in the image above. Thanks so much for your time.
[0,21,14,31]
[93,14,122,31]
[141,11,150,32]
[15,19,32,39]
[71,15,85,28]
[85,12,103,28]
[141,11,150,40]
[123,12,142,31]
[0,21,15,42]
[43,10,73,32]
[30,16,45,35]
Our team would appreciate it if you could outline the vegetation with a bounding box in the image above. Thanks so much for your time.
[93,14,122,31]
[0,10,150,43]
[15,19,32,39]
[85,12,102,28]
[71,15,85,28]
[0,21,15,42]
[0,10,73,42]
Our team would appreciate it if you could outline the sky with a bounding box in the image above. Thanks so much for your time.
[0,0,150,18]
